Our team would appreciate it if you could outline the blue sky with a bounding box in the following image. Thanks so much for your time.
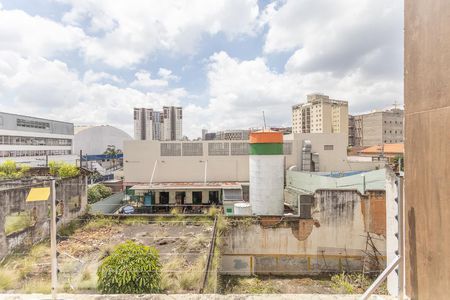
[0,0,403,138]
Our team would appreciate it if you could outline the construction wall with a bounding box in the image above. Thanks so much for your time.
[220,190,386,276]
[0,175,88,258]
[405,1,450,298]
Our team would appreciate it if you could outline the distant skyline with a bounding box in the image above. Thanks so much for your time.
[0,0,403,138]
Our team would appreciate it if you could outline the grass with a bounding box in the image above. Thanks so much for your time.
[122,216,149,225]
[331,272,388,294]
[223,276,280,294]
[0,269,19,291]
[83,217,119,231]
[161,254,207,293]
[22,278,51,293]
[5,212,33,235]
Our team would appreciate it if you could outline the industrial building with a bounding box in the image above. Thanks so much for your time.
[134,106,182,141]
[123,132,383,213]
[74,125,132,155]
[349,108,404,147]
[0,112,74,166]
[292,93,349,135]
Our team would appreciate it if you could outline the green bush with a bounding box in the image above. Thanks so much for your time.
[0,160,30,179]
[97,241,161,294]
[48,161,80,178]
[87,184,112,204]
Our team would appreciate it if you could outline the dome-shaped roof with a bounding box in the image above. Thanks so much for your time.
[73,125,132,155]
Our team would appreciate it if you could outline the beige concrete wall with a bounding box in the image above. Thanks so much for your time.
[123,133,372,185]
[405,1,450,298]
[221,190,386,275]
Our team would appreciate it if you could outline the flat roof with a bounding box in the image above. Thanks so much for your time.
[131,181,246,191]
[0,111,74,126]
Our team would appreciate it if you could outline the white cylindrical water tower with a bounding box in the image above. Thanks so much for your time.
[249,131,284,215]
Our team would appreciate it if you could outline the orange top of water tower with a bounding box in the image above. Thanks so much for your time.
[249,130,283,144]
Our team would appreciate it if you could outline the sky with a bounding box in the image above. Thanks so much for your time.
[0,0,403,138]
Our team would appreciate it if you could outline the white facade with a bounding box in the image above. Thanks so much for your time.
[292,93,349,135]
[0,112,74,166]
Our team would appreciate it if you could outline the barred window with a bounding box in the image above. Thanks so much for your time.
[324,145,334,151]
[182,143,203,156]
[161,143,181,156]
[208,142,230,156]
[230,142,249,155]
[283,142,293,155]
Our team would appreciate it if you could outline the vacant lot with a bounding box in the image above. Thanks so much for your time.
[0,217,214,294]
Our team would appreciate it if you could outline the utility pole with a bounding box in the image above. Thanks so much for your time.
[50,179,57,300]
[262,111,267,130]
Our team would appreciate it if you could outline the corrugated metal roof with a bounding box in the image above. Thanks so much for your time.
[360,143,404,155]
[90,192,124,214]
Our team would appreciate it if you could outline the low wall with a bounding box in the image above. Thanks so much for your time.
[220,189,386,276]
[0,175,88,258]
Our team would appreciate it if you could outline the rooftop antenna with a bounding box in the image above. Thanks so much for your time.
[393,100,399,110]
[262,110,267,130]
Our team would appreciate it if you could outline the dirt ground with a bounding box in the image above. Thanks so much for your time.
[0,218,214,294]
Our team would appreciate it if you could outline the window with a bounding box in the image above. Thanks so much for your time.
[17,118,50,130]
[324,145,334,150]
[230,143,249,155]
[208,142,230,156]
[182,143,203,156]
[161,143,181,156]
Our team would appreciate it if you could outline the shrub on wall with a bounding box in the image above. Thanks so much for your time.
[87,184,112,203]
[0,160,30,179]
[97,241,161,294]
[48,161,80,178]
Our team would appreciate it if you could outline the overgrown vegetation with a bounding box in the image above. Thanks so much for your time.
[0,160,30,179]
[221,276,280,294]
[97,240,161,294]
[48,161,80,178]
[4,212,33,235]
[87,184,113,203]
[331,272,387,294]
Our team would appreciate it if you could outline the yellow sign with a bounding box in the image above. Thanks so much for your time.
[26,187,51,202]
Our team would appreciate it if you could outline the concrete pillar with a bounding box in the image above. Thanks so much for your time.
[202,190,209,204]
[185,191,193,204]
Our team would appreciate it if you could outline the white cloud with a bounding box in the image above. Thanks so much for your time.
[263,0,403,79]
[130,71,169,89]
[158,68,179,81]
[183,51,402,138]
[57,0,260,67]
[83,70,123,84]
[0,7,86,58]
[0,52,185,135]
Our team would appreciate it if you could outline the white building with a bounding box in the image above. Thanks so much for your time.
[134,106,182,141]
[74,125,132,155]
[292,93,349,135]
[0,112,75,166]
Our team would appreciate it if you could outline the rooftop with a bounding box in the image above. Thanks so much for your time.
[360,143,404,155]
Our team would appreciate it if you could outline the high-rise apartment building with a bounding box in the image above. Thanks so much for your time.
[134,106,182,141]
[350,108,404,147]
[292,93,349,135]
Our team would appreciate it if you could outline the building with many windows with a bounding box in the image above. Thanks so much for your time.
[292,93,348,135]
[0,112,74,166]
[134,106,182,141]
[349,108,404,147]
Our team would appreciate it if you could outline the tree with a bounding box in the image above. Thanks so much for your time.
[97,241,161,294]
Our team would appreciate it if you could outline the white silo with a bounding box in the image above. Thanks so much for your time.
[249,131,284,215]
